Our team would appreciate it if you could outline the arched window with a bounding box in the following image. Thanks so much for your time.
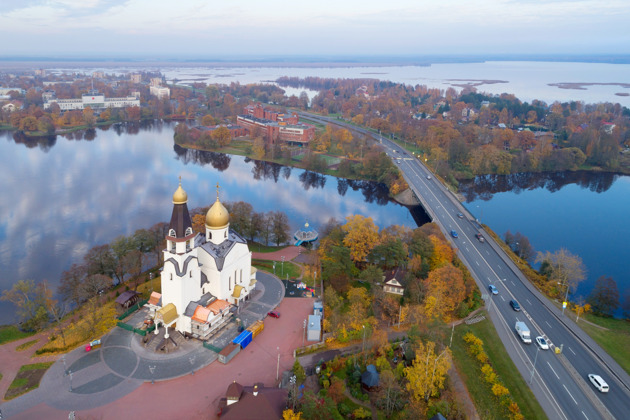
[224,231,227,238]
[170,273,173,280]
[185,227,193,236]
[190,271,192,278]
[168,229,176,238]
[208,232,212,240]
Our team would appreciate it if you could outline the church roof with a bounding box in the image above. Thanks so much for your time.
[199,230,246,271]
[221,384,288,420]
[148,291,162,306]
[168,202,193,239]
[157,303,178,325]
[226,381,244,400]
[232,285,245,298]
[192,305,211,323]
[208,299,230,315]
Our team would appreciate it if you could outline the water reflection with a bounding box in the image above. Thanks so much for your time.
[459,171,619,202]
[0,124,415,324]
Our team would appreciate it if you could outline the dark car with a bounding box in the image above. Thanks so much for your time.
[267,311,280,318]
[450,230,458,238]
[475,233,485,242]
[510,300,521,311]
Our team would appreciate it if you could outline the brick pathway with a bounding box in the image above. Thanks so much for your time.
[251,245,304,262]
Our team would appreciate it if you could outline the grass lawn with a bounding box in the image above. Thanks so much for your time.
[577,313,630,374]
[0,325,36,345]
[15,339,38,352]
[252,259,302,279]
[450,315,546,420]
[5,362,54,400]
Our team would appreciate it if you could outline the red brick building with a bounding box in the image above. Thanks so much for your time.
[237,104,314,146]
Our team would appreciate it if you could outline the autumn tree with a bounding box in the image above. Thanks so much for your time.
[535,248,586,300]
[404,340,451,402]
[1,279,49,330]
[270,211,290,246]
[427,235,453,270]
[58,263,87,307]
[377,370,405,417]
[423,264,466,322]
[347,286,372,329]
[342,215,379,263]
[212,126,232,147]
[587,276,619,316]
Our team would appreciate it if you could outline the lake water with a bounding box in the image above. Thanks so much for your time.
[51,61,630,107]
[459,172,630,307]
[0,123,419,324]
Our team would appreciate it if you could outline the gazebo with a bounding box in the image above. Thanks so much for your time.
[115,290,140,309]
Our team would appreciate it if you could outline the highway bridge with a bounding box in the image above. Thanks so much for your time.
[299,112,630,420]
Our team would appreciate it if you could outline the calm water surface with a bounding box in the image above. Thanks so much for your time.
[0,123,417,323]
[460,172,630,304]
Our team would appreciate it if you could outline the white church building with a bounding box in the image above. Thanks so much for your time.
[152,180,256,340]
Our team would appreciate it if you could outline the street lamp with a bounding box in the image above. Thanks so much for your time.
[302,319,307,347]
[68,370,73,392]
[362,326,366,353]
[529,347,541,384]
[281,256,285,276]
[149,365,156,384]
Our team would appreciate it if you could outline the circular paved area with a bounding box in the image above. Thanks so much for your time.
[0,270,286,418]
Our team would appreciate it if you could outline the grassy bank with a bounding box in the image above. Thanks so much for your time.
[450,315,547,420]
[0,326,36,345]
[252,259,302,280]
[577,313,630,374]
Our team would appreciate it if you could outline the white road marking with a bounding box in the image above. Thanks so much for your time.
[569,347,576,356]
[475,261,480,266]
[582,411,589,420]
[563,385,578,405]
[497,265,503,270]
[510,281,516,286]
[486,251,490,255]
[500,295,505,302]
[465,247,470,252]
[526,299,532,305]
[547,362,559,379]
[545,321,553,328]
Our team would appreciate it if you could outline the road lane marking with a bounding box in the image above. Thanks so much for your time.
[545,321,553,328]
[475,261,480,266]
[568,347,576,356]
[465,247,470,252]
[510,281,516,286]
[500,295,505,302]
[563,384,578,405]
[547,362,559,379]
[582,411,589,420]
[526,299,532,305]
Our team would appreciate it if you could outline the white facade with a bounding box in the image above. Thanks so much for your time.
[43,90,140,111]
[150,85,170,100]
[157,183,255,339]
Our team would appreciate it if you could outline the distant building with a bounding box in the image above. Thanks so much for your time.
[150,77,163,87]
[43,90,140,111]
[34,69,46,77]
[149,85,170,100]
[219,382,288,420]
[0,87,25,96]
[130,73,142,83]
[237,103,315,145]
[93,71,105,79]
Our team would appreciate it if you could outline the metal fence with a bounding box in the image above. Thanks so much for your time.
[117,298,149,320]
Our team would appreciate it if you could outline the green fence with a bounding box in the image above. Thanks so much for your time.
[117,298,149,320]
[117,320,159,337]
[203,342,224,353]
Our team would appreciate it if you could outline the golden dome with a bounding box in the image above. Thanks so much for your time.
[172,178,188,204]
[206,198,229,228]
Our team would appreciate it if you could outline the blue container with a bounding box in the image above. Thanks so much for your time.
[232,330,253,349]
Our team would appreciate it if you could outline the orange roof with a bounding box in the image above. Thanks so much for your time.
[207,299,230,315]
[192,305,211,323]
[148,291,162,306]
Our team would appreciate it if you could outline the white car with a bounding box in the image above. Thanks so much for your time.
[535,336,549,350]
[588,374,609,393]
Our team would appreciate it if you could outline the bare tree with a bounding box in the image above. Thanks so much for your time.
[536,248,586,301]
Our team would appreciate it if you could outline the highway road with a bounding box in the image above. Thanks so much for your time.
[299,112,630,420]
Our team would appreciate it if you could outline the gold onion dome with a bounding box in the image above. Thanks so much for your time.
[206,183,229,228]
[172,178,188,204]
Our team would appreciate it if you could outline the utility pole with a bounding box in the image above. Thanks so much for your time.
[276,346,280,381]
[529,347,540,384]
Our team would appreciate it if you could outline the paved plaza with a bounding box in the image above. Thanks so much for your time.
[0,270,294,419]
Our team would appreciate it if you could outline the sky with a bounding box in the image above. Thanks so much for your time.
[0,0,629,59]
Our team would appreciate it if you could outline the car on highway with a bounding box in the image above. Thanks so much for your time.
[450,230,458,238]
[488,284,498,295]
[475,233,485,242]
[509,299,521,311]
[536,336,549,350]
[457,212,464,218]
[426,175,432,180]
[588,374,609,393]
[267,311,280,318]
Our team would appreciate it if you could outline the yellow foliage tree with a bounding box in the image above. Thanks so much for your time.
[342,215,379,263]
[282,409,302,420]
[423,264,465,322]
[427,235,453,270]
[253,137,265,160]
[404,340,451,402]
[492,383,510,398]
